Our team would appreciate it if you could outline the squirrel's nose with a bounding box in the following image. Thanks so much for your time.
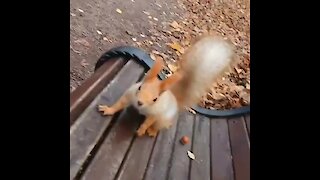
[137,101,143,106]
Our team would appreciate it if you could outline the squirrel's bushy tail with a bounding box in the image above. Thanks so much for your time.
[171,35,236,109]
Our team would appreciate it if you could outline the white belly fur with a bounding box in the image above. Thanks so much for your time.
[127,82,179,129]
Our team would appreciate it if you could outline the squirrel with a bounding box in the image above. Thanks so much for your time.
[98,35,236,137]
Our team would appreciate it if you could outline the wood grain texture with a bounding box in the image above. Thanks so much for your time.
[116,135,156,180]
[211,118,234,180]
[70,58,126,126]
[80,107,145,180]
[190,115,211,180]
[70,61,144,180]
[167,112,195,180]
[143,116,179,180]
[228,117,250,180]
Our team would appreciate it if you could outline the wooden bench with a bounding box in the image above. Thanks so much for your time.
[70,57,250,180]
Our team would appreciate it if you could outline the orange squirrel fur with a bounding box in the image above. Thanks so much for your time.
[98,35,236,137]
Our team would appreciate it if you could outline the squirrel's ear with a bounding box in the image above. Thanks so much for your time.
[145,56,164,81]
[160,72,183,93]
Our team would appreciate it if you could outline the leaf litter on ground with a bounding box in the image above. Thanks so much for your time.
[129,0,250,110]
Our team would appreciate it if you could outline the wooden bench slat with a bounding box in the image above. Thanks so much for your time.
[81,107,144,180]
[116,134,156,180]
[228,117,250,180]
[143,116,179,180]
[211,118,234,180]
[70,58,126,126]
[167,112,195,180]
[190,115,211,180]
[70,61,144,180]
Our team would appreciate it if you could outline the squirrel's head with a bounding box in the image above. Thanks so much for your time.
[135,56,182,108]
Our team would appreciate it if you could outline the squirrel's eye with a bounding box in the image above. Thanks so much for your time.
[138,86,141,90]
[153,98,158,102]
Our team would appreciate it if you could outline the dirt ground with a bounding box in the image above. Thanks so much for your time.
[70,0,250,110]
[70,0,184,91]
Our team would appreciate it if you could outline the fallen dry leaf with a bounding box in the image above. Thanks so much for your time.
[234,67,243,74]
[78,9,84,13]
[70,46,81,55]
[153,17,159,21]
[132,37,137,42]
[96,30,102,35]
[159,53,169,60]
[151,50,161,55]
[150,53,156,61]
[186,107,196,114]
[143,11,150,15]
[80,59,89,67]
[126,30,133,36]
[168,64,178,72]
[162,30,173,35]
[103,37,110,42]
[246,83,250,89]
[167,42,185,54]
[181,39,190,47]
[170,21,182,29]
[187,151,195,160]
[70,13,76,17]
[74,39,90,47]
[116,8,122,14]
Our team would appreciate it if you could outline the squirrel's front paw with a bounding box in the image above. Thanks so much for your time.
[136,128,146,137]
[147,127,158,137]
[98,105,115,116]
